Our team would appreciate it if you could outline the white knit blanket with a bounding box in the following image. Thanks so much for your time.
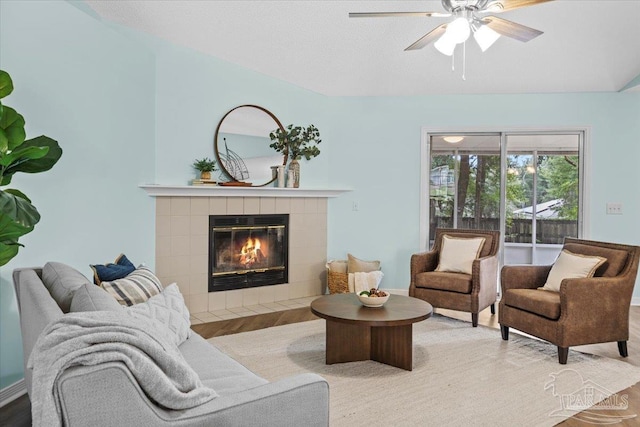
[349,271,384,294]
[28,311,217,427]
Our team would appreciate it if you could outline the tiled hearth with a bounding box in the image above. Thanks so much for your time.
[154,195,328,315]
[189,296,317,325]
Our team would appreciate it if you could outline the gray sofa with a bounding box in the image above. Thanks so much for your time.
[13,263,329,426]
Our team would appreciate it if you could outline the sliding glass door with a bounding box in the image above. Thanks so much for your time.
[425,130,584,268]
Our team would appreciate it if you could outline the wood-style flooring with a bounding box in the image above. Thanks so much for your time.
[2,306,639,426]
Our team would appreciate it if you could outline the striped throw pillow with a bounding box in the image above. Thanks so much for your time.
[100,266,163,306]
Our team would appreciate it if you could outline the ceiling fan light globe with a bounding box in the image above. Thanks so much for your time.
[473,25,500,51]
[446,17,471,44]
[434,33,456,56]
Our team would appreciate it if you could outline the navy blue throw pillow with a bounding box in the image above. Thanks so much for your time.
[90,254,136,285]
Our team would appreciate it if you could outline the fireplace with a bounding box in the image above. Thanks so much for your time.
[209,214,289,292]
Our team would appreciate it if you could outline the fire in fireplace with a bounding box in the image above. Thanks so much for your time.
[209,214,288,292]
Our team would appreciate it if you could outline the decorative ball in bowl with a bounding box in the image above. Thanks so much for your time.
[357,288,390,308]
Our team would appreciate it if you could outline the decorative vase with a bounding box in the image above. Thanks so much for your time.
[277,165,286,187]
[200,171,212,180]
[289,159,300,188]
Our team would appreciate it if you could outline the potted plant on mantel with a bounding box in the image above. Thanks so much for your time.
[0,70,63,266]
[269,124,321,188]
[192,157,217,180]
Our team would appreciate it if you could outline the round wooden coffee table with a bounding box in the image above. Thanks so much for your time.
[310,293,432,371]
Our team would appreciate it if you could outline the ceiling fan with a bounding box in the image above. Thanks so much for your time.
[350,0,552,76]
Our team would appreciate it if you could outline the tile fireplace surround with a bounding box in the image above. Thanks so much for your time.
[147,186,345,314]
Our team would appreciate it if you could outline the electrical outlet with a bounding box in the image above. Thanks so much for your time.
[606,202,623,215]
[352,201,359,211]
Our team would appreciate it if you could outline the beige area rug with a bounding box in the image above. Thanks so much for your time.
[209,315,640,426]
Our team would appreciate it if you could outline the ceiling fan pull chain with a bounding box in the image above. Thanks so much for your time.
[451,48,456,72]
[462,41,467,80]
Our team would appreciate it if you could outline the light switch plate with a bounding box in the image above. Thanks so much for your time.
[606,202,623,215]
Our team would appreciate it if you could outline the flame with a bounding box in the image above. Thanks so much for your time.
[239,237,263,267]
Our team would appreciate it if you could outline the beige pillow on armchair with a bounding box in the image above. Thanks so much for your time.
[435,235,486,275]
[540,249,606,292]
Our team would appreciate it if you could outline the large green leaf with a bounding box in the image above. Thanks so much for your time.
[0,70,13,99]
[2,136,62,178]
[0,128,7,155]
[0,106,26,152]
[4,188,31,203]
[0,189,40,228]
[0,241,21,267]
[0,145,49,167]
[0,211,33,241]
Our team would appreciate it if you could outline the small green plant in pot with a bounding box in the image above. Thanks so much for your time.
[0,70,63,266]
[192,157,217,180]
[269,124,321,188]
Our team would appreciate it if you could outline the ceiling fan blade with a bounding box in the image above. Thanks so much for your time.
[349,12,451,18]
[404,24,447,51]
[481,16,543,42]
[485,0,554,13]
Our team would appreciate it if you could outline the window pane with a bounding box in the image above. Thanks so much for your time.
[429,154,455,236]
[429,135,501,243]
[506,134,580,246]
[536,153,579,244]
[506,154,534,243]
[456,153,501,231]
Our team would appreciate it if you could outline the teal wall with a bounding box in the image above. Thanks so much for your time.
[1,0,639,392]
[0,1,156,388]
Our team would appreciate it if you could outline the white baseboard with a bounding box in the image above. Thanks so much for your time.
[632,297,640,306]
[0,379,26,408]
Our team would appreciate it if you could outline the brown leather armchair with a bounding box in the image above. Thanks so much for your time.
[499,237,640,364]
[410,228,501,327]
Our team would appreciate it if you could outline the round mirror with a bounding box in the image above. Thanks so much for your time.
[214,105,287,187]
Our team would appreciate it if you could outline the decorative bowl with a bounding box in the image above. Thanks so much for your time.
[357,292,390,308]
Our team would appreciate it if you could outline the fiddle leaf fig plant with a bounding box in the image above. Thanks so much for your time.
[269,124,321,161]
[0,70,63,266]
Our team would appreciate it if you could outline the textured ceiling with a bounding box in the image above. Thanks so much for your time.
[85,0,640,96]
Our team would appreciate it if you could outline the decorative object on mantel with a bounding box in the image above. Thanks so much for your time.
[214,105,287,187]
[286,170,295,188]
[0,70,63,266]
[192,157,217,181]
[269,124,321,188]
[277,165,286,187]
[217,137,248,182]
[191,179,218,186]
[219,181,252,187]
[270,164,287,188]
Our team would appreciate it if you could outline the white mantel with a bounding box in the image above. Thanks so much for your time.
[140,184,350,198]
